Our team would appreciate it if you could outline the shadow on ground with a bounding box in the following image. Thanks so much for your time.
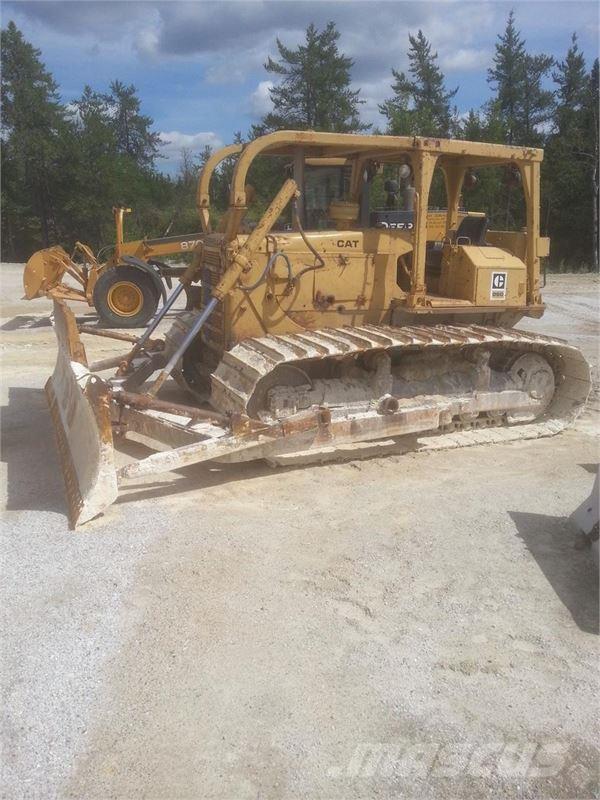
[1,309,189,332]
[510,509,598,635]
[1,386,66,515]
[1,314,53,331]
[0,386,283,524]
[114,435,291,507]
[0,312,100,331]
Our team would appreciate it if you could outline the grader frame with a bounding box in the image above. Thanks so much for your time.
[22,144,244,317]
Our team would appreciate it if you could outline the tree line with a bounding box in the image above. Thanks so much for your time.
[1,14,598,269]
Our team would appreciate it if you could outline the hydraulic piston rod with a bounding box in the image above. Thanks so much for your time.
[147,297,219,396]
[117,255,202,374]
[145,179,299,397]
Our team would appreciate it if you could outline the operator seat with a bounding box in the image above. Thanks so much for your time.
[450,214,489,246]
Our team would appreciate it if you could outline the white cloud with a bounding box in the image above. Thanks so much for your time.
[33,0,146,36]
[441,48,491,71]
[353,79,388,129]
[159,130,224,163]
[204,40,271,85]
[9,0,600,145]
[249,80,273,118]
[135,26,160,60]
[10,1,496,86]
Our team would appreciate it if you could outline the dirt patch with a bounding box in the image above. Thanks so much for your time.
[1,264,598,799]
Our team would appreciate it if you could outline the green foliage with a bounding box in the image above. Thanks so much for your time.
[457,106,524,231]
[487,10,527,144]
[487,10,554,146]
[544,37,598,268]
[63,80,173,250]
[107,80,161,167]
[1,21,173,259]
[584,59,599,269]
[380,30,458,137]
[263,21,367,133]
[0,16,597,272]
[1,21,71,254]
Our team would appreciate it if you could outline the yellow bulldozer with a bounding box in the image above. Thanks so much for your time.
[40,131,590,526]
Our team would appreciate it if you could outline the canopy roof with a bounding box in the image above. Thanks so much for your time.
[237,130,542,162]
[227,130,542,207]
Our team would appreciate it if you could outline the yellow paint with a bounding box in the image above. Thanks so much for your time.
[106,281,144,317]
[25,130,548,332]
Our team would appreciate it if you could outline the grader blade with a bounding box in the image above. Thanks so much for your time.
[46,300,118,527]
[23,245,89,302]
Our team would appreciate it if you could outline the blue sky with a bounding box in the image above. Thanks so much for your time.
[4,0,599,174]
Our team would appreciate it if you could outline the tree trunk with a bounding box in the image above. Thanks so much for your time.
[38,181,50,248]
[2,215,16,261]
[36,147,50,247]
[593,161,599,271]
[505,184,513,229]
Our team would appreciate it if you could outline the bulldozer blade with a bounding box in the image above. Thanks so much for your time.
[46,300,118,527]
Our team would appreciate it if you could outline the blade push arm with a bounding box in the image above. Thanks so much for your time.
[213,178,299,299]
[147,178,299,396]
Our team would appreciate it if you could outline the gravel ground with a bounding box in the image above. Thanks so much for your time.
[1,264,598,799]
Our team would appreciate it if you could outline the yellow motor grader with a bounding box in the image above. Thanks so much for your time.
[44,130,591,527]
[22,144,243,327]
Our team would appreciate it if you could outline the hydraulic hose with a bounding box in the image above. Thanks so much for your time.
[292,197,326,282]
[241,251,293,292]
[240,197,328,292]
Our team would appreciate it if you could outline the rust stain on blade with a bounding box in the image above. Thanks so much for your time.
[52,298,88,365]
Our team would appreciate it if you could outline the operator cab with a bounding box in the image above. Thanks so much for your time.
[291,154,530,311]
[215,132,547,320]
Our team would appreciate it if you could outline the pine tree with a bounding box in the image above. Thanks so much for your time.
[162,147,202,237]
[73,86,116,160]
[460,110,485,141]
[487,11,553,145]
[521,53,555,145]
[67,85,122,246]
[460,105,506,144]
[487,10,526,144]
[262,22,367,132]
[211,131,243,218]
[65,80,167,248]
[0,23,175,258]
[553,33,587,135]
[104,80,161,168]
[584,59,599,269]
[197,144,213,168]
[380,30,458,137]
[458,107,507,228]
[1,21,71,254]
[486,11,554,233]
[545,36,596,268]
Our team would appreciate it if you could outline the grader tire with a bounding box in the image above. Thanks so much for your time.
[93,266,159,328]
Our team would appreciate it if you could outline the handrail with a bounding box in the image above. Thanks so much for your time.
[195,143,244,233]
[228,130,544,211]
[225,130,543,240]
